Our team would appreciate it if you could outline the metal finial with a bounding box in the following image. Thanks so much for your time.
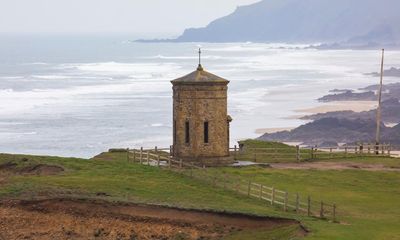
[197,48,203,71]
[198,48,201,65]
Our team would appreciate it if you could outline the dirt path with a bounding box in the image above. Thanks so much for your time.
[0,198,302,240]
[270,162,400,171]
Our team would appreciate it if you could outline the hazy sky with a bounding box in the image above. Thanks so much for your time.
[0,0,260,37]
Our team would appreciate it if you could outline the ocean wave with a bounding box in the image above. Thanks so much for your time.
[149,55,223,60]
[59,62,184,74]
[32,75,73,80]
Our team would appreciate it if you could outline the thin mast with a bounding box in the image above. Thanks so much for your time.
[375,49,385,153]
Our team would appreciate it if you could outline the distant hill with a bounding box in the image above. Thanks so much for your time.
[172,0,400,45]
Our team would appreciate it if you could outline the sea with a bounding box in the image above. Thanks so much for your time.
[1,35,400,158]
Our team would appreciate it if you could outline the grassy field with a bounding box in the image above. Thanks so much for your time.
[236,139,400,168]
[0,152,304,239]
[1,141,399,239]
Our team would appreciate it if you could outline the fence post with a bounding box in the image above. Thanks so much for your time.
[254,153,257,162]
[147,151,150,165]
[320,201,324,218]
[333,204,337,222]
[140,147,143,163]
[382,143,385,155]
[271,187,275,205]
[310,147,314,160]
[170,145,173,156]
[126,148,129,162]
[296,145,300,162]
[179,159,183,169]
[132,149,136,162]
[368,143,371,154]
[234,145,237,160]
[284,192,288,211]
[247,181,251,197]
[296,193,300,213]
[157,153,160,167]
[307,196,311,217]
[259,184,263,199]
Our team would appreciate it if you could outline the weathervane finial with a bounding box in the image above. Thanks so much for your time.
[197,48,203,71]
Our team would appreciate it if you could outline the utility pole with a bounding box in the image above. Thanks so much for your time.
[375,49,385,154]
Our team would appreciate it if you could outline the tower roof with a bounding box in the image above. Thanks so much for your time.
[171,65,229,85]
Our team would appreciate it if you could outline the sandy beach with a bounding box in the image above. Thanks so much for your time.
[255,101,378,135]
[295,101,377,114]
[294,101,377,114]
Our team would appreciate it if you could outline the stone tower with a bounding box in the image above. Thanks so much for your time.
[171,62,232,166]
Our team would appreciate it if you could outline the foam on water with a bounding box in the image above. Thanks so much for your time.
[0,40,399,157]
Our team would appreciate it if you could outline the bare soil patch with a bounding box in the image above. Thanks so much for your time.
[0,162,64,175]
[270,162,400,171]
[0,198,302,240]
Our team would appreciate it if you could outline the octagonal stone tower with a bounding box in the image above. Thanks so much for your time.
[171,63,233,166]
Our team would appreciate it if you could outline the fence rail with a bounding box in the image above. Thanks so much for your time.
[124,146,339,221]
[230,143,392,162]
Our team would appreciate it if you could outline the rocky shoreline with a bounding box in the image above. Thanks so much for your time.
[258,79,400,148]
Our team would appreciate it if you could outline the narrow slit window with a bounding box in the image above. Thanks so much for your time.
[185,121,190,144]
[204,121,209,143]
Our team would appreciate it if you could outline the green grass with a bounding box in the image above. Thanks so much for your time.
[1,149,400,239]
[236,140,400,167]
[0,152,302,240]
[206,165,400,240]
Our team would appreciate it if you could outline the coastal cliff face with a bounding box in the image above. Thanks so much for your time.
[174,0,400,46]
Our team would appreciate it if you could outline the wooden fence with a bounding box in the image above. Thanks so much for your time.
[231,143,392,162]
[125,146,338,221]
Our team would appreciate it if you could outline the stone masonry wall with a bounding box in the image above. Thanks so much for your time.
[173,84,229,161]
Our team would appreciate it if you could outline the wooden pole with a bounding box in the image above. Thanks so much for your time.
[311,147,314,160]
[259,184,263,199]
[126,148,129,162]
[157,153,160,167]
[271,187,275,205]
[320,201,324,218]
[146,151,150,165]
[333,204,337,222]
[284,192,288,211]
[296,145,300,162]
[376,49,385,154]
[133,149,136,162]
[140,147,143,163]
[234,145,237,160]
[247,181,251,197]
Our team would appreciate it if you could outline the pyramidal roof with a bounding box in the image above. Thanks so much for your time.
[171,64,229,85]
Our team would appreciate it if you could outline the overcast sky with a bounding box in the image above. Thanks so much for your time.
[0,0,260,37]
